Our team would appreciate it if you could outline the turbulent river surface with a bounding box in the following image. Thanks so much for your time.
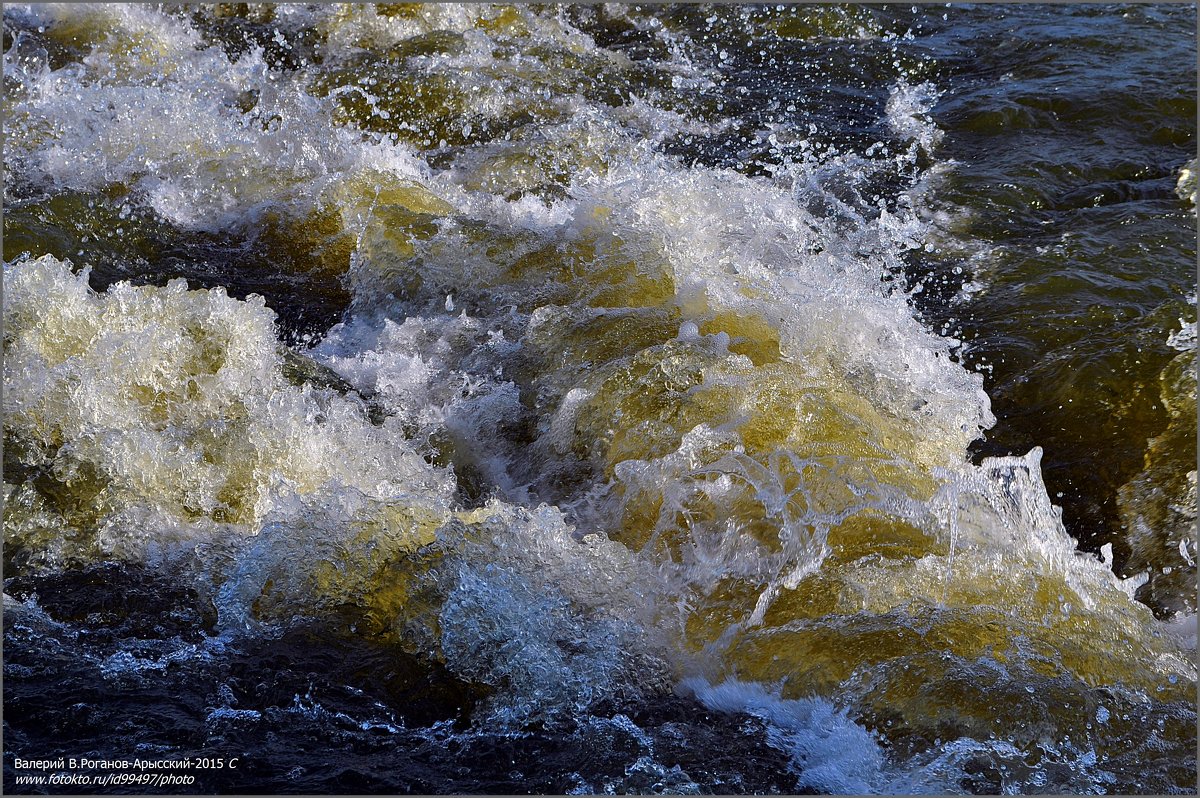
[2,4,1196,795]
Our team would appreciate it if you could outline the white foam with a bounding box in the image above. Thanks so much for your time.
[4,5,436,231]
[1166,318,1196,351]
[683,678,890,794]
[3,255,454,568]
[885,80,945,154]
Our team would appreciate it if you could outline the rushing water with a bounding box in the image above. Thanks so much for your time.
[2,4,1196,795]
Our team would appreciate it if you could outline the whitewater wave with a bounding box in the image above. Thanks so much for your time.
[3,3,1195,793]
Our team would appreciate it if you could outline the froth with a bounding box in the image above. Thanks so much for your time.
[3,255,452,568]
